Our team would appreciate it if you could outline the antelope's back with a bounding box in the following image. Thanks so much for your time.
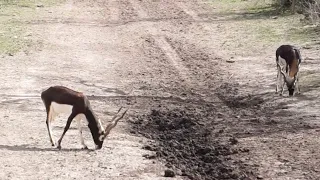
[41,86,87,106]
[276,45,296,63]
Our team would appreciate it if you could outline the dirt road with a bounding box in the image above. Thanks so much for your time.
[0,0,320,179]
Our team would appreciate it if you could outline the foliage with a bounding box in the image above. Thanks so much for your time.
[272,0,320,23]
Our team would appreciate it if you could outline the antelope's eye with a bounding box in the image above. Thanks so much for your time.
[99,135,104,141]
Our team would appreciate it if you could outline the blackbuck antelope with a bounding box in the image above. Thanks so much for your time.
[41,86,127,150]
[276,45,302,96]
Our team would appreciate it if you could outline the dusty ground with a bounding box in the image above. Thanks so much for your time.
[0,0,320,179]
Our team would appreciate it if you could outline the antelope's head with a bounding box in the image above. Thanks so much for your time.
[280,70,298,96]
[95,107,128,150]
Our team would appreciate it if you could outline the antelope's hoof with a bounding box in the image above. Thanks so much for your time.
[82,146,88,150]
[57,145,62,150]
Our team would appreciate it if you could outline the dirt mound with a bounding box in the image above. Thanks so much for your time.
[130,107,253,180]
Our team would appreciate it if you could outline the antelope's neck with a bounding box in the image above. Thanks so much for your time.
[289,59,298,77]
[85,108,105,134]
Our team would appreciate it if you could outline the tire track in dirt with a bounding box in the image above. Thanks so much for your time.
[125,33,191,99]
[138,0,191,20]
[139,23,224,101]
[152,36,192,86]
[142,18,224,98]
[174,1,202,22]
[142,20,213,93]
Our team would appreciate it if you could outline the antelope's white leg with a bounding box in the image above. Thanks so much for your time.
[276,63,281,93]
[296,73,301,94]
[76,116,88,149]
[46,115,54,146]
[50,111,58,144]
[47,106,56,146]
[281,81,286,95]
[296,65,301,94]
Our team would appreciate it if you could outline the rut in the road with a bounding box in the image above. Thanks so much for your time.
[129,106,254,180]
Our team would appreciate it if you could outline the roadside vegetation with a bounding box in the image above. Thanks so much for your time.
[206,0,319,56]
[273,0,320,23]
[0,0,63,55]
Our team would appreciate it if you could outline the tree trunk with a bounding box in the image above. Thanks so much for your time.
[291,0,296,13]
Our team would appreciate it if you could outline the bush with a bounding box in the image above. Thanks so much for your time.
[273,0,320,23]
[301,0,320,23]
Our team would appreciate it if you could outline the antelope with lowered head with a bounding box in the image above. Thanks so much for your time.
[41,86,127,150]
[276,45,302,96]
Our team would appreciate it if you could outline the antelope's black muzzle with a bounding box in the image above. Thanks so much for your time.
[288,89,294,96]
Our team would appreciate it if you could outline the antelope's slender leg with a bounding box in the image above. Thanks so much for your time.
[57,112,77,149]
[76,116,88,149]
[46,113,55,146]
[281,80,286,95]
[296,72,301,94]
[276,63,282,93]
[297,64,301,94]
[296,79,300,94]
[46,105,56,146]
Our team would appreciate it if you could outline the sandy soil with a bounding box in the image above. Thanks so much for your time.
[0,0,320,179]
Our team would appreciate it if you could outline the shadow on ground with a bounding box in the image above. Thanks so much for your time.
[0,144,94,152]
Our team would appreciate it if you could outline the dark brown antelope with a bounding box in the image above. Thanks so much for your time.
[41,86,127,150]
[276,45,302,96]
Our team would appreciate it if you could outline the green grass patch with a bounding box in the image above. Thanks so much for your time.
[208,0,319,47]
[0,0,64,7]
[206,0,274,14]
[288,25,320,42]
[251,15,319,44]
[0,0,64,55]
[0,21,32,55]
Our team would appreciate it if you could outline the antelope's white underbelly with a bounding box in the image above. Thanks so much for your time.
[51,102,73,114]
[50,102,104,133]
[50,102,86,121]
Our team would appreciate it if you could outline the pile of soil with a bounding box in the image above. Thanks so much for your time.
[129,107,254,180]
